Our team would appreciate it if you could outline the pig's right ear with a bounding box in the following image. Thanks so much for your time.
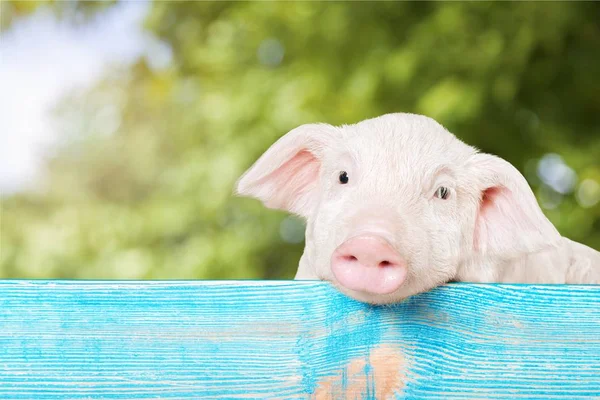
[235,123,338,218]
[466,153,562,259]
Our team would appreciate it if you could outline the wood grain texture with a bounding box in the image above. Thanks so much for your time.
[0,281,599,399]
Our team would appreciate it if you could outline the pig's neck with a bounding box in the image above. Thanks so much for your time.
[457,237,600,284]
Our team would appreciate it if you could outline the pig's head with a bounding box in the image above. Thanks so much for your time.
[236,113,561,304]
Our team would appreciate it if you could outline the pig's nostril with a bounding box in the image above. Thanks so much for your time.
[342,255,358,262]
[379,260,393,268]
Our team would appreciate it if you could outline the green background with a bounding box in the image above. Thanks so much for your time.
[2,1,599,279]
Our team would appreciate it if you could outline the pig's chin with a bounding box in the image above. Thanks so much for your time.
[327,277,410,305]
[333,283,408,305]
[328,272,456,304]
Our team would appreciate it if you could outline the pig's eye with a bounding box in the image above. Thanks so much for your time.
[339,171,349,184]
[434,186,450,200]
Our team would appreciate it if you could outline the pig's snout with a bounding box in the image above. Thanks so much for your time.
[331,235,407,295]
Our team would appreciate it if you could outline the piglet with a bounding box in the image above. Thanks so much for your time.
[236,113,600,304]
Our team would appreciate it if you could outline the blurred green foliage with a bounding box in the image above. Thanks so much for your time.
[1,0,115,32]
[2,2,599,279]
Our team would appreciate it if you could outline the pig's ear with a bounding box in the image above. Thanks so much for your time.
[235,123,338,218]
[466,153,561,258]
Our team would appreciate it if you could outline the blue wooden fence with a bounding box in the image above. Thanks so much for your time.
[1,281,599,399]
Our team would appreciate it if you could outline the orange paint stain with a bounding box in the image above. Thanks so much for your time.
[312,345,406,400]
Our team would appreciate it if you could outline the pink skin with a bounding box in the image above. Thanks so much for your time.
[331,235,408,295]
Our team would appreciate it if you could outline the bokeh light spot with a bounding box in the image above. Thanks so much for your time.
[539,184,563,210]
[93,104,121,136]
[537,153,577,195]
[279,216,305,244]
[576,179,600,208]
[257,38,285,68]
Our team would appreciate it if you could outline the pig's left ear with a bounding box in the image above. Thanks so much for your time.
[235,123,339,218]
[466,153,561,259]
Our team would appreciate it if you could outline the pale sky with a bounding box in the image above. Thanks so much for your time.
[0,1,169,195]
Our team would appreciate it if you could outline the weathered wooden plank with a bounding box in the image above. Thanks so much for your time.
[0,281,599,399]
